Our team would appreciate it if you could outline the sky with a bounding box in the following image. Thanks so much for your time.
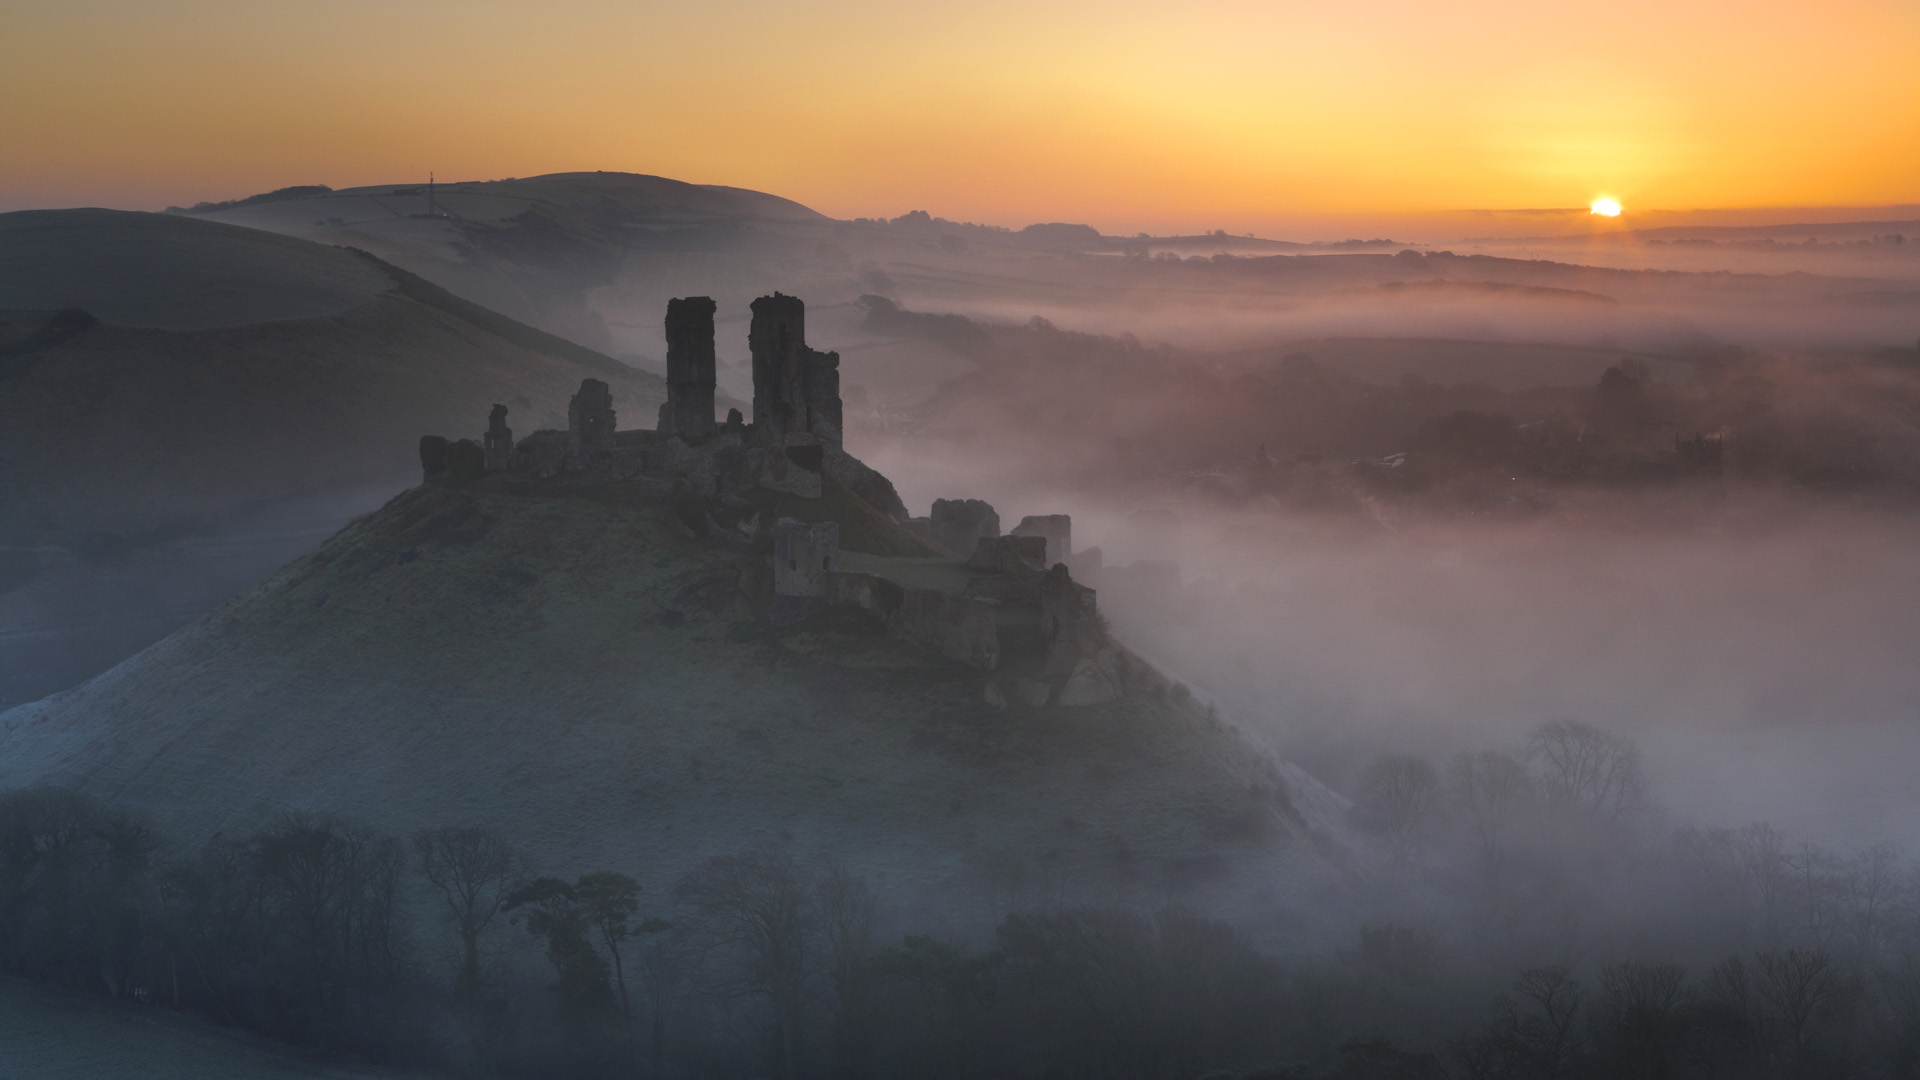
[4,0,1918,235]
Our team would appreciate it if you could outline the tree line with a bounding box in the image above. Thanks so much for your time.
[5,718,1920,1080]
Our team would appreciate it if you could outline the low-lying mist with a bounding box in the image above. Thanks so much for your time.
[835,278,1920,851]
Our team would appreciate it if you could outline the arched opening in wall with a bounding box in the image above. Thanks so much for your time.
[822,557,831,571]
[788,559,797,571]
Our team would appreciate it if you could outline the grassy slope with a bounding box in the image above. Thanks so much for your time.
[0,209,394,330]
[0,208,666,706]
[0,485,1335,919]
[0,977,402,1080]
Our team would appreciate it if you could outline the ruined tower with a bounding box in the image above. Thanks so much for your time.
[749,293,842,447]
[659,296,717,438]
[568,378,616,453]
[483,403,514,470]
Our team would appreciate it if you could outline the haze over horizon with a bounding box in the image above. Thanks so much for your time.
[6,0,1918,237]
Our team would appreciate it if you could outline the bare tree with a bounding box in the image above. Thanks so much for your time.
[1592,961,1688,1078]
[1785,841,1843,950]
[1450,750,1533,879]
[1357,754,1439,863]
[1526,721,1647,824]
[1736,823,1791,949]
[1506,966,1585,1080]
[1840,842,1901,966]
[676,850,815,1080]
[414,825,517,1009]
[816,865,876,1075]
[1752,947,1859,1065]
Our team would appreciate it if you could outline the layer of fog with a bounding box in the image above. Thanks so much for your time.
[812,234,1920,853]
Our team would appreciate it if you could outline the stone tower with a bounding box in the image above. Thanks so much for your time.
[482,403,514,470]
[568,378,616,452]
[749,293,842,448]
[660,296,717,438]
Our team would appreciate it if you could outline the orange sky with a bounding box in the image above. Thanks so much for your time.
[4,0,1918,235]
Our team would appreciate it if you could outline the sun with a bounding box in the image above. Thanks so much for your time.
[1590,198,1622,217]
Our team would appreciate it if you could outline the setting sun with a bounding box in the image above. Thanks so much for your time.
[1590,198,1623,217]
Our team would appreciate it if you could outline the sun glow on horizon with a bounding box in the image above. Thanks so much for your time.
[1590,198,1623,217]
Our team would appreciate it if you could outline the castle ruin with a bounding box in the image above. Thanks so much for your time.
[421,292,1140,707]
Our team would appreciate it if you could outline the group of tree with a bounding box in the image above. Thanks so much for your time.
[6,750,1920,1078]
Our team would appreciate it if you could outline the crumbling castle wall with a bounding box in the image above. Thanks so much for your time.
[886,589,999,669]
[483,404,514,471]
[749,293,842,448]
[660,296,717,439]
[1038,564,1102,675]
[1011,514,1071,567]
[568,378,616,453]
[773,518,839,597]
[931,498,999,556]
[817,570,1000,669]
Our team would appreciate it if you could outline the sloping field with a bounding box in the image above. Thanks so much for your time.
[0,209,666,706]
[0,976,402,1080]
[0,209,394,330]
[0,484,1341,923]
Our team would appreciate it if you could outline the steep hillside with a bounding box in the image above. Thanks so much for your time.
[0,481,1346,927]
[0,209,665,706]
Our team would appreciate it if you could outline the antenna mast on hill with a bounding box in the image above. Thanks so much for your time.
[428,171,437,218]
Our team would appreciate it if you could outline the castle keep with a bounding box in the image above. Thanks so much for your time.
[420,292,1155,709]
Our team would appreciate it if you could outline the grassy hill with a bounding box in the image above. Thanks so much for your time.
[0,208,665,706]
[0,480,1345,926]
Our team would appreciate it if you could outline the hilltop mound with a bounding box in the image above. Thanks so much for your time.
[191,171,826,229]
[0,480,1341,921]
[0,209,665,706]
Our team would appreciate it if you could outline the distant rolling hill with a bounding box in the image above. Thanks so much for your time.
[0,208,665,706]
[0,478,1349,928]
[184,172,831,353]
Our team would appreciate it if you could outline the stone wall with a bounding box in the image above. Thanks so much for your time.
[1011,514,1071,566]
[773,518,839,597]
[824,571,1000,669]
[748,293,843,449]
[660,296,717,438]
[887,589,999,669]
[568,378,616,452]
[930,498,999,556]
[482,404,514,471]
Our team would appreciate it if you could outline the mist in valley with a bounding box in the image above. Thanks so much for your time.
[6,182,1920,1078]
